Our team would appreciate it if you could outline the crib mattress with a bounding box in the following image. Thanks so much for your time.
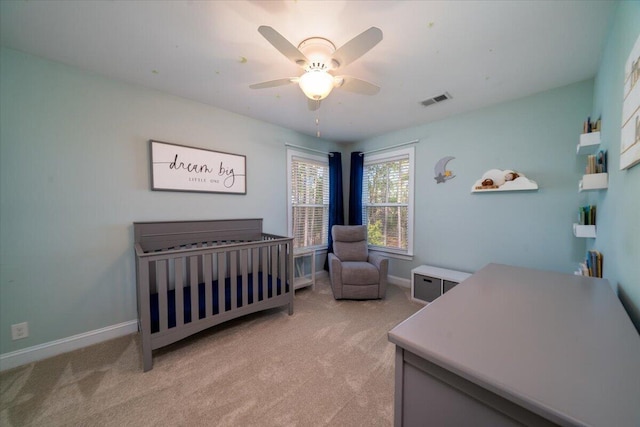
[149,273,287,333]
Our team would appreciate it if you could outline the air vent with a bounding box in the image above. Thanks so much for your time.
[421,92,452,107]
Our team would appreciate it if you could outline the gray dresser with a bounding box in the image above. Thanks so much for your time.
[388,263,640,426]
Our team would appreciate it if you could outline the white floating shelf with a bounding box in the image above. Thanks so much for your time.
[577,132,601,155]
[579,173,608,191]
[573,223,596,238]
[471,170,538,193]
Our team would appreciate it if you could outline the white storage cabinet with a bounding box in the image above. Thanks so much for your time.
[411,265,471,304]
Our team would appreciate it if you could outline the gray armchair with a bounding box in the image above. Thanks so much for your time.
[328,225,388,300]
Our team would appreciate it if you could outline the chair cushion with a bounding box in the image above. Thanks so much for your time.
[341,262,379,285]
[332,225,369,261]
[333,240,368,262]
[332,225,367,242]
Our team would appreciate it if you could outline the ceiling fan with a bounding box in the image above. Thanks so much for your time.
[250,26,383,111]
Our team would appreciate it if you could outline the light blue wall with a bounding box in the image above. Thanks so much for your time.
[0,47,339,353]
[348,79,594,278]
[589,1,640,330]
[347,0,640,331]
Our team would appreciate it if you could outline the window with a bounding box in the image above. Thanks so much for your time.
[287,149,329,250]
[362,147,414,256]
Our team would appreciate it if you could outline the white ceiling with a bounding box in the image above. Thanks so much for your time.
[0,0,616,143]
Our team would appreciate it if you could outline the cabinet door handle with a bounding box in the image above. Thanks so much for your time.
[423,278,432,283]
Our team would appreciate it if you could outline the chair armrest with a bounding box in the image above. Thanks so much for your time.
[368,253,389,298]
[328,253,343,299]
[368,253,388,271]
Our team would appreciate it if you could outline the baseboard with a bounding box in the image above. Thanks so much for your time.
[0,320,138,372]
[315,270,329,279]
[389,274,410,288]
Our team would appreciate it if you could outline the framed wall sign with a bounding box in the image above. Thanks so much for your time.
[150,140,246,194]
[621,34,640,170]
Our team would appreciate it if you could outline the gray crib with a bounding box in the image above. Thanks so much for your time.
[134,219,293,372]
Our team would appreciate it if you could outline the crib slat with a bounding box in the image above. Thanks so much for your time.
[175,258,184,328]
[203,253,213,317]
[190,256,198,322]
[262,246,269,299]
[241,249,248,306]
[271,244,278,297]
[230,250,238,309]
[157,260,169,332]
[287,240,294,314]
[138,258,153,372]
[279,243,285,296]
[218,252,226,313]
[252,247,259,302]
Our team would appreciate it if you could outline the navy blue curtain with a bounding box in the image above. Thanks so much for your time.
[348,152,364,225]
[325,152,344,270]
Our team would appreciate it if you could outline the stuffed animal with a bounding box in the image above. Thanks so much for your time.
[504,170,520,181]
[477,169,505,189]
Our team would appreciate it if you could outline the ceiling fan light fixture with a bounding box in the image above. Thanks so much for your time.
[252,26,383,106]
[299,70,334,100]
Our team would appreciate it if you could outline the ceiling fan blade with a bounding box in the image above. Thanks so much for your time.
[308,99,321,111]
[249,78,297,89]
[332,27,383,69]
[258,26,308,68]
[336,76,380,95]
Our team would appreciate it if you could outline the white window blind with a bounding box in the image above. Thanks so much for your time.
[288,151,329,250]
[362,147,414,255]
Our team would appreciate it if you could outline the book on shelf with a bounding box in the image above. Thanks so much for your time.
[597,150,607,173]
[585,150,607,174]
[582,116,601,134]
[580,250,603,278]
[578,205,597,225]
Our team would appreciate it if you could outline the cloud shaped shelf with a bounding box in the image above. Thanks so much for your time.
[471,169,538,193]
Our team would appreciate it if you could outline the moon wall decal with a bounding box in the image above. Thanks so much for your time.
[434,156,456,184]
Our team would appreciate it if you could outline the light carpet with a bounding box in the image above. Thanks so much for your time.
[0,277,422,426]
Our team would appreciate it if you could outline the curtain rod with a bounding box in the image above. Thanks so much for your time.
[286,139,418,157]
[285,143,334,156]
[359,139,419,156]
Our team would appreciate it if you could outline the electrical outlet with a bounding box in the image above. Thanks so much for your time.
[11,322,29,340]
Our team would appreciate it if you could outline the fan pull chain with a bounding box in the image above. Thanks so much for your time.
[315,107,321,138]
